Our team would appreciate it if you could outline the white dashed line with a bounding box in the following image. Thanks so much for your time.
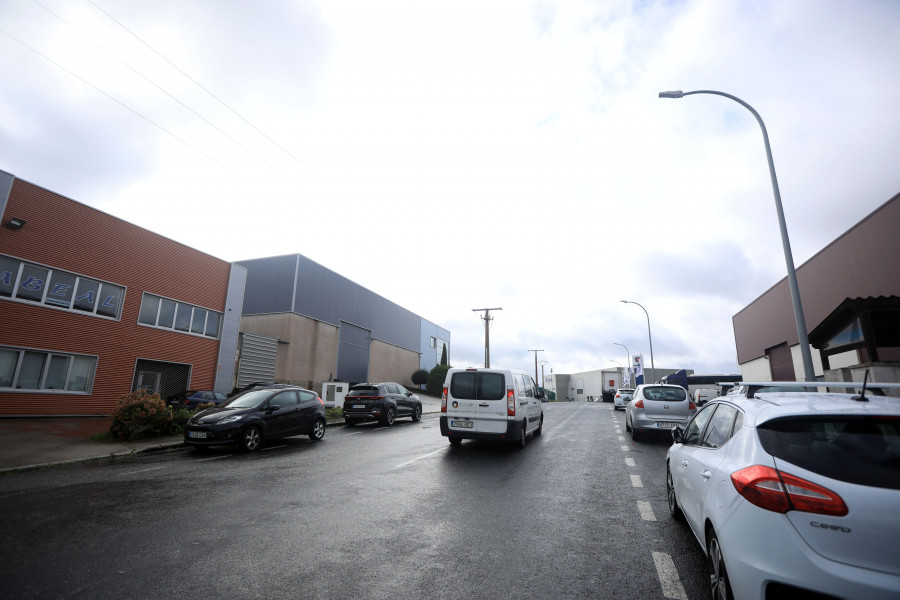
[630,474,643,487]
[625,457,635,467]
[652,552,689,600]
[638,500,656,521]
[618,435,625,441]
[393,448,444,469]
[621,445,631,452]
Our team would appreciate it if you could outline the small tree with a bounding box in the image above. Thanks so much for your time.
[440,344,448,366]
[110,389,173,441]
[427,364,451,396]
[411,369,429,386]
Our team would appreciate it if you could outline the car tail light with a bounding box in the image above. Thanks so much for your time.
[731,465,848,516]
[507,388,516,416]
[689,401,696,410]
[633,399,644,408]
[441,387,447,412]
[317,394,324,406]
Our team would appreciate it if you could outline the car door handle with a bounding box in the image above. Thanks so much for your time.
[479,403,490,407]
[702,470,712,479]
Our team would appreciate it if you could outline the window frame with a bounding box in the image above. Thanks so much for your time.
[138,292,222,339]
[0,346,97,394]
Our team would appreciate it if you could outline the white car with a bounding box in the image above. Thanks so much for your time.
[665,386,900,599]
[613,388,634,410]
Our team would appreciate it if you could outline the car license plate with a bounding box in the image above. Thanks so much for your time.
[353,404,366,409]
[188,431,207,439]
[451,420,473,429]
[657,422,678,429]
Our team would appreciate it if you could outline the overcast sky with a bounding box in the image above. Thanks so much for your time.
[2,0,899,380]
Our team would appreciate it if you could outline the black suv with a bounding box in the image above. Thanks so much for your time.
[184,385,326,451]
[343,382,422,426]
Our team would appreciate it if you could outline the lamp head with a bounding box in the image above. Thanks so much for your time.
[658,90,684,99]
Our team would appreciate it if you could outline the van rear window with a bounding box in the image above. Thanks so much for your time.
[450,372,506,401]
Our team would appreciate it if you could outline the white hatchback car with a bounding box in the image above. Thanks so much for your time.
[666,385,900,599]
[613,387,634,410]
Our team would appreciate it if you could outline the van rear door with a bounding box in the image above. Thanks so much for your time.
[446,370,508,434]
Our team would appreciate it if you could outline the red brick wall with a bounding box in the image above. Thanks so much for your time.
[0,177,232,415]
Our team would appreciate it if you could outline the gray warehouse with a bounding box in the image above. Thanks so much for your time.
[234,254,450,396]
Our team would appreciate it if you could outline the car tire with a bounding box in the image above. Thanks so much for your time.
[412,404,422,422]
[448,436,462,446]
[515,425,526,449]
[241,426,262,452]
[666,464,684,521]
[625,415,632,432]
[533,415,543,437]
[630,420,642,441]
[707,529,733,600]
[382,406,396,426]
[309,418,325,441]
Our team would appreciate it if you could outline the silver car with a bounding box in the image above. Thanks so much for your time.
[625,383,695,441]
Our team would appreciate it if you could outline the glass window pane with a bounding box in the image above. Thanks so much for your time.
[45,271,77,308]
[205,311,220,337]
[158,299,176,328]
[139,295,161,325]
[0,256,21,297]
[96,283,123,318]
[191,308,207,334]
[66,356,94,392]
[17,264,49,302]
[174,303,192,331]
[73,279,100,312]
[0,349,20,387]
[45,355,69,390]
[17,352,46,389]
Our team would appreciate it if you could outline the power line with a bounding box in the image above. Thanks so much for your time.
[85,0,312,173]
[0,27,237,175]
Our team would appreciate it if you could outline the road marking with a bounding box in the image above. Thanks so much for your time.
[196,455,229,462]
[394,447,444,469]
[630,474,643,487]
[625,457,635,467]
[621,445,631,451]
[618,435,625,441]
[638,500,656,521]
[118,466,164,476]
[652,552,689,600]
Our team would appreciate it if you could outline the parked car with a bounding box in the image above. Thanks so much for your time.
[666,388,900,599]
[167,389,227,410]
[342,382,422,426]
[184,385,326,451]
[613,387,634,410]
[693,388,719,406]
[624,383,696,440]
[440,367,544,448]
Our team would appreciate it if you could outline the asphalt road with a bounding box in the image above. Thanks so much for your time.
[0,401,710,599]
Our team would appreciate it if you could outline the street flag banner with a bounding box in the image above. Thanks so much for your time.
[634,355,644,386]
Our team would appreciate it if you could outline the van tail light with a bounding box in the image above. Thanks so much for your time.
[634,399,644,408]
[507,388,516,416]
[731,465,848,516]
[441,387,447,412]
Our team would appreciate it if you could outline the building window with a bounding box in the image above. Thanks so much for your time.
[0,254,125,320]
[0,347,96,393]
[138,293,222,339]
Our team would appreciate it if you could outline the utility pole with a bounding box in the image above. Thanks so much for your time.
[528,349,544,388]
[472,307,502,368]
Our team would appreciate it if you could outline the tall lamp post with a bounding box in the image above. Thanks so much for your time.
[613,342,631,386]
[539,360,549,393]
[659,89,815,382]
[621,300,655,384]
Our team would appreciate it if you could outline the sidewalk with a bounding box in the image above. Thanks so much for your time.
[0,396,443,473]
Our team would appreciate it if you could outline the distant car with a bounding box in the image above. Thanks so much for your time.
[613,388,634,410]
[167,390,228,410]
[184,385,326,451]
[342,382,422,426]
[625,384,696,441]
[666,388,900,599]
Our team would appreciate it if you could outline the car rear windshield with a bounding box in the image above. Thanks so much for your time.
[757,416,900,490]
[643,386,686,401]
[348,386,379,396]
[450,372,506,401]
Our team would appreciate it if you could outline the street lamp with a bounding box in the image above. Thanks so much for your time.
[613,342,630,372]
[621,300,655,384]
[659,89,815,382]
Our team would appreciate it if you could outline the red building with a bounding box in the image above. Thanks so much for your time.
[0,170,246,416]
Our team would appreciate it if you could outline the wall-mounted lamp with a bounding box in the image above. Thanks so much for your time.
[4,217,25,230]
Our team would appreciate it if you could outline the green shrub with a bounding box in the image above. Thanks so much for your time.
[110,389,173,441]
[411,369,429,386]
[426,364,451,396]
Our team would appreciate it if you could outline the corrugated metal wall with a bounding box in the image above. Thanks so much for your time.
[236,333,278,388]
[0,177,233,415]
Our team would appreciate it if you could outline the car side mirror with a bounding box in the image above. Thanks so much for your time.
[267,404,281,412]
[672,426,684,444]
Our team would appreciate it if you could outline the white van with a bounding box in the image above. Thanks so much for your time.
[440,367,544,448]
